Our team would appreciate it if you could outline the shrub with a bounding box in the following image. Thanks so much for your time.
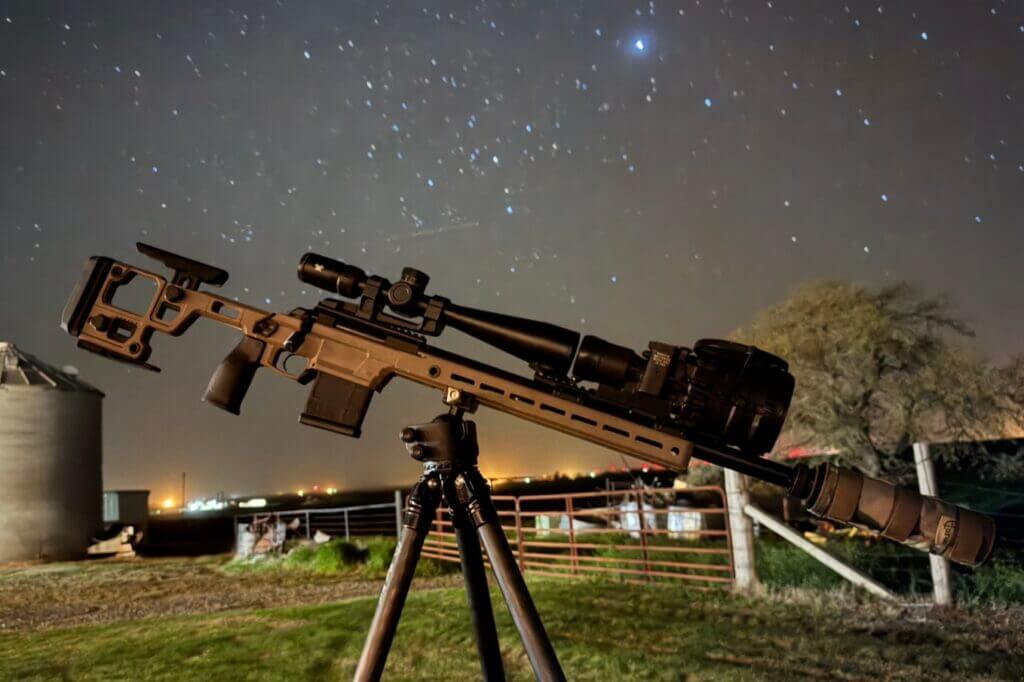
[955,553,1024,604]
[361,537,398,577]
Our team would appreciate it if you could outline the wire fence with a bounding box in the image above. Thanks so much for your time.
[235,502,400,544]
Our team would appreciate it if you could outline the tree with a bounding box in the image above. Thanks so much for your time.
[731,280,1024,481]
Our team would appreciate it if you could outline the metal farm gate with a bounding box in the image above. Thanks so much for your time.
[422,486,734,590]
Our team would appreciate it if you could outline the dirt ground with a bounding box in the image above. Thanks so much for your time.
[0,555,458,632]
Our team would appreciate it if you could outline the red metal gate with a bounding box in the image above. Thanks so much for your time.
[422,486,733,590]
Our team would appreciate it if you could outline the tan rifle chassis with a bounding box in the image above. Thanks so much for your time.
[74,259,694,471]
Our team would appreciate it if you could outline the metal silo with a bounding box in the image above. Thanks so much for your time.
[0,342,103,562]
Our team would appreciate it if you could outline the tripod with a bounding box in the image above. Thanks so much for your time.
[354,399,565,682]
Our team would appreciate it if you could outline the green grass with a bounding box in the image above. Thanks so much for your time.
[954,553,1024,604]
[755,537,1024,603]
[2,578,1021,681]
[224,537,456,580]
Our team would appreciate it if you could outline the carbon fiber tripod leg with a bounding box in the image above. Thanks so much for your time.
[354,476,441,682]
[454,469,566,682]
[452,506,506,680]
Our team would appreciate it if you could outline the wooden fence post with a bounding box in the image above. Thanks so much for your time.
[724,468,759,594]
[913,442,953,606]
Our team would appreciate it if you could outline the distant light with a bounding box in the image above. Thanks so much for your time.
[704,97,713,108]
[589,471,596,478]
[506,205,514,215]
[920,31,929,41]
[863,117,871,126]
[297,489,305,496]
[162,497,175,509]
[326,487,337,495]
[239,498,267,508]
[303,50,311,60]
[974,215,982,224]
[881,194,888,203]
[186,498,227,512]
[634,38,646,52]
[524,477,532,484]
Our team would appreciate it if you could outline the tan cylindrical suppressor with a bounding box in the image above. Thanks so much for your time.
[803,463,996,567]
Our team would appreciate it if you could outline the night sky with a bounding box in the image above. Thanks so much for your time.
[2,2,1022,502]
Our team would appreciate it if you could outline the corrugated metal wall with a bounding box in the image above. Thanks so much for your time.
[0,388,103,562]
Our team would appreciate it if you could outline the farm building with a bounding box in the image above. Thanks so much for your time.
[0,342,104,562]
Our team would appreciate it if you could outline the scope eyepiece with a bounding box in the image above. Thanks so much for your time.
[298,253,367,298]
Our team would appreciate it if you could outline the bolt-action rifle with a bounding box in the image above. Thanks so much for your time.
[62,243,995,567]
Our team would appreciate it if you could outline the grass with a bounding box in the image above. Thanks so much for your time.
[755,536,1024,604]
[2,577,1022,681]
[224,537,456,579]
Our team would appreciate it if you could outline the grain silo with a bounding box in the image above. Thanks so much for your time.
[0,342,103,562]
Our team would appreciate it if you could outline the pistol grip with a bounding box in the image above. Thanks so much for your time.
[204,337,265,415]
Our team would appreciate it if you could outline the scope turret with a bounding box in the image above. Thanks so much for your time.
[298,252,581,375]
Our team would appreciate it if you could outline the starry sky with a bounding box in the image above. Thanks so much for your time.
[2,1,1023,502]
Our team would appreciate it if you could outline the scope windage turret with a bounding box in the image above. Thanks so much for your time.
[297,253,581,375]
[573,336,794,457]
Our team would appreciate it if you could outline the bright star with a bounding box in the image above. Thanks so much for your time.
[633,39,645,52]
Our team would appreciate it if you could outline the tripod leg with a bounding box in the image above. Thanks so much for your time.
[455,471,566,682]
[453,509,506,680]
[355,476,441,682]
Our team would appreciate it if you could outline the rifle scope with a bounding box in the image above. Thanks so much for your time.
[297,253,581,374]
